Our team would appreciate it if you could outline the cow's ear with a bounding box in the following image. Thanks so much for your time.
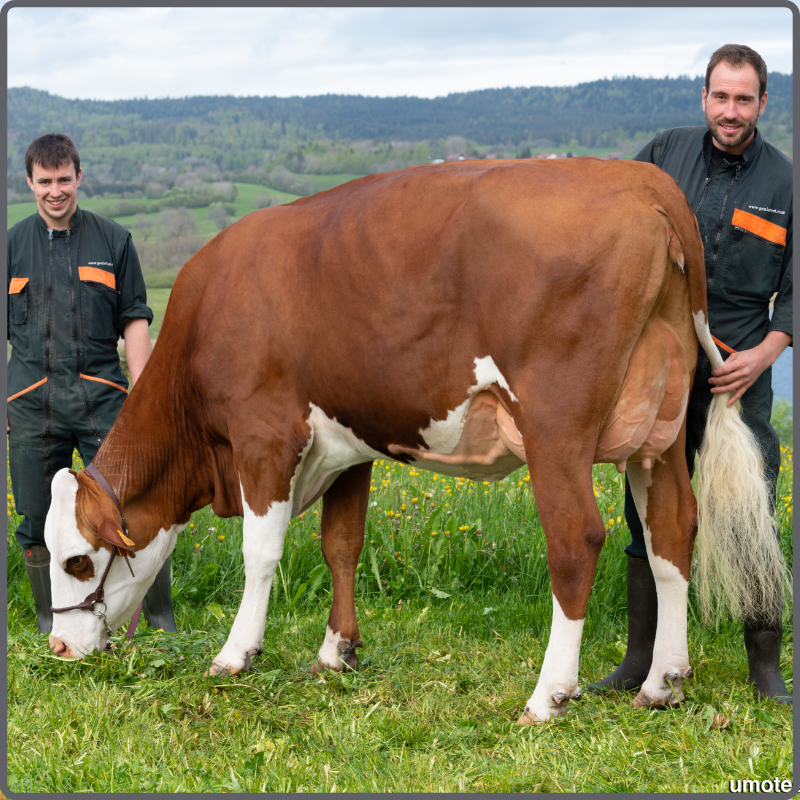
[96,517,137,558]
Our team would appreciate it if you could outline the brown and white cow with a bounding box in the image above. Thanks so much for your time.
[44,159,780,722]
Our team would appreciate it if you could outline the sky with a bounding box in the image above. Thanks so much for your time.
[6,7,794,101]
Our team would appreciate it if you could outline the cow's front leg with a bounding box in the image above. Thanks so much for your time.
[627,441,696,708]
[208,486,294,677]
[517,453,606,723]
[314,461,372,673]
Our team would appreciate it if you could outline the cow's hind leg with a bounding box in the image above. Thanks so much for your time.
[518,451,607,723]
[627,432,696,708]
[313,461,372,672]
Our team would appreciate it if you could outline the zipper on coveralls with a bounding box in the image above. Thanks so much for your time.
[707,164,740,289]
[43,232,54,467]
[67,229,102,441]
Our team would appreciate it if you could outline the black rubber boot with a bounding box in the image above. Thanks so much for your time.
[588,555,658,694]
[141,557,178,633]
[744,616,792,704]
[22,545,53,634]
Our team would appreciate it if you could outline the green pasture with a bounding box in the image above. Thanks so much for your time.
[6,420,793,792]
[7,175,368,238]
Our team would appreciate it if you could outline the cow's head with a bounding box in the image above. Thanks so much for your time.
[44,468,180,657]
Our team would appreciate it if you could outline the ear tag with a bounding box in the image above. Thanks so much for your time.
[117,529,135,548]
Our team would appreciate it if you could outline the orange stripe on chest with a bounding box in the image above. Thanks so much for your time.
[78,267,116,290]
[731,209,787,246]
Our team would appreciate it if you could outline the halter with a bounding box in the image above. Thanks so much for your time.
[50,463,138,638]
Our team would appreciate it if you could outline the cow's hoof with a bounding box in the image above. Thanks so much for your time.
[207,648,258,677]
[311,650,358,675]
[633,668,691,709]
[633,686,684,709]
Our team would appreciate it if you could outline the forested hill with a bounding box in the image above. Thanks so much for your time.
[8,73,792,151]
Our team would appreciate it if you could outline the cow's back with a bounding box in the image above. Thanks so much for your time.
[171,160,697,454]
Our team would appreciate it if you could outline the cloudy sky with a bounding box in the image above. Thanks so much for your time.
[6,7,793,101]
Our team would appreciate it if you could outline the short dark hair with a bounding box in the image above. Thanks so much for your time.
[25,133,80,177]
[705,44,768,100]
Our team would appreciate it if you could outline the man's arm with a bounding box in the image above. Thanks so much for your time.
[123,318,152,387]
[709,330,792,407]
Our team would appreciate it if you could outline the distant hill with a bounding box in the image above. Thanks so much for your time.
[8,73,792,153]
[7,75,792,196]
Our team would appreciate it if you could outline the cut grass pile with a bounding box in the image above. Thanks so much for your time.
[6,434,793,792]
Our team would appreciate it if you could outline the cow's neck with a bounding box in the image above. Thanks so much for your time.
[92,370,199,545]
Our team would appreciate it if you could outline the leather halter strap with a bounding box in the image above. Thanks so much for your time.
[50,545,119,614]
[86,462,131,539]
[51,464,142,640]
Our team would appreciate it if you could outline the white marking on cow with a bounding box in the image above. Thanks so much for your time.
[522,595,584,720]
[419,356,519,454]
[318,625,347,669]
[46,468,181,657]
[627,463,691,706]
[472,355,519,403]
[692,310,724,370]
[210,485,293,674]
[291,404,384,516]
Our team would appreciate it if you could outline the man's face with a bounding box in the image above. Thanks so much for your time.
[27,161,82,230]
[702,61,767,155]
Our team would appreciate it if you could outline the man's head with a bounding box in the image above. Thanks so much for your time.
[702,44,768,155]
[25,133,82,230]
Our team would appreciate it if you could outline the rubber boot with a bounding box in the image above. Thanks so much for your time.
[22,545,53,634]
[141,557,178,633]
[744,616,792,704]
[587,555,658,694]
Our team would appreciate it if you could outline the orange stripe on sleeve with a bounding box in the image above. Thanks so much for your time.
[8,277,29,294]
[8,377,47,402]
[80,374,128,393]
[732,209,787,246]
[78,267,116,290]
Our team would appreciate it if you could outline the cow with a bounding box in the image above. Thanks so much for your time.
[43,159,786,723]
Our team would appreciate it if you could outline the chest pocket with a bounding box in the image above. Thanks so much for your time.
[721,210,786,303]
[79,267,118,341]
[8,277,29,325]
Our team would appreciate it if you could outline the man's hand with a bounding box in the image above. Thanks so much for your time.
[122,318,152,387]
[709,330,792,407]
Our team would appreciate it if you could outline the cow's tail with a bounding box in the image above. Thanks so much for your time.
[690,315,791,623]
[657,188,790,625]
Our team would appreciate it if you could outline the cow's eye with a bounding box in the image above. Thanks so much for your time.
[65,554,95,581]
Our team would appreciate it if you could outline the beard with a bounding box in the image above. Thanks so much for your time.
[705,108,758,151]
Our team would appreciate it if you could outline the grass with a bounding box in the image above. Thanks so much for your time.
[6,431,793,792]
[7,177,363,239]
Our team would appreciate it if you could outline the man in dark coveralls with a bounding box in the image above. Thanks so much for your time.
[7,133,177,635]
[589,45,792,703]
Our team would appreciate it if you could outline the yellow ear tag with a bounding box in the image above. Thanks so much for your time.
[117,529,135,547]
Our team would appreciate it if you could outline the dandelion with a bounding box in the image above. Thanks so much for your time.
[483,481,489,486]
[208,527,216,532]
[459,526,469,532]
[218,535,225,541]
[194,543,200,549]
[412,498,418,504]
[401,504,407,512]
[432,530,438,536]
[387,510,394,518]
[617,516,622,524]
[312,533,318,539]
